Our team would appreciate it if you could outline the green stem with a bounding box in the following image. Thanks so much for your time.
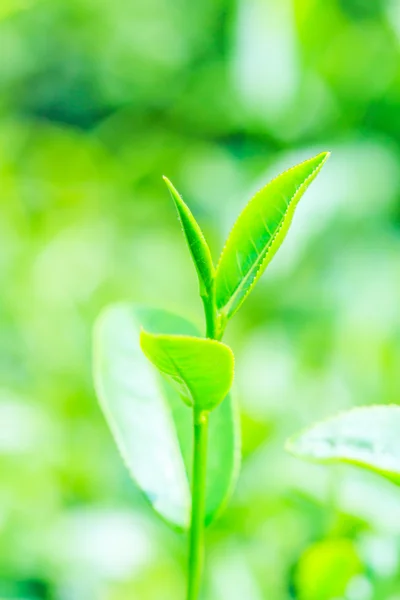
[202,283,222,340]
[187,281,224,599]
[187,409,209,600]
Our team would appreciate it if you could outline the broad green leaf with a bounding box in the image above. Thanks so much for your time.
[140,330,234,412]
[94,304,240,529]
[163,176,215,297]
[287,405,400,484]
[215,152,330,319]
[295,539,362,600]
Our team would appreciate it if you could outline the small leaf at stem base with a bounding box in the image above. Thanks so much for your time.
[140,329,234,412]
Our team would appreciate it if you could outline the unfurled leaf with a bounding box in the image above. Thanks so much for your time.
[93,304,240,529]
[215,152,330,319]
[163,176,215,298]
[287,405,400,484]
[140,330,234,412]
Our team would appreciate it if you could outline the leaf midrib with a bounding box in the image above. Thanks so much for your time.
[166,347,197,407]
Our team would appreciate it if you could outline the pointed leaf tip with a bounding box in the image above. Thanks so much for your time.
[163,176,215,298]
[140,329,234,412]
[215,151,330,319]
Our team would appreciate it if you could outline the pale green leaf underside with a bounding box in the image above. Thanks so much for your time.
[163,176,215,297]
[93,304,240,529]
[140,330,234,412]
[215,151,330,318]
[287,405,400,484]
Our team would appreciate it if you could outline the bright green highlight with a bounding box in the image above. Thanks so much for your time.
[215,151,330,319]
[287,405,400,484]
[140,329,234,412]
[295,539,363,600]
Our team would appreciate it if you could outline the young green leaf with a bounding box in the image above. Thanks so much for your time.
[215,152,330,319]
[94,304,240,529]
[140,330,234,412]
[286,405,400,485]
[163,176,215,298]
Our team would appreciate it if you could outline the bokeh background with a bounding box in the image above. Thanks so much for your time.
[2,0,400,598]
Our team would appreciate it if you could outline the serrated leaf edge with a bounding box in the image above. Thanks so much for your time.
[216,151,330,318]
[163,176,215,296]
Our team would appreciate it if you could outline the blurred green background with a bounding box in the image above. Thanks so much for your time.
[2,0,400,598]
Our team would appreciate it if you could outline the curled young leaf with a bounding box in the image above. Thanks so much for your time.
[286,405,400,485]
[140,329,234,412]
[94,304,240,529]
[163,176,215,298]
[215,152,330,319]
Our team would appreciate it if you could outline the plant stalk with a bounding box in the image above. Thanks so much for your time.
[187,409,209,600]
[202,283,221,340]
[187,282,222,599]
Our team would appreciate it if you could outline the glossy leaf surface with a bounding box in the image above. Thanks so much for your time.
[94,304,240,528]
[140,330,234,412]
[215,152,330,318]
[287,405,400,484]
[164,176,215,297]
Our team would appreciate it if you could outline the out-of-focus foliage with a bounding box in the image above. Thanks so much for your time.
[295,539,363,600]
[288,405,400,485]
[2,0,400,598]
